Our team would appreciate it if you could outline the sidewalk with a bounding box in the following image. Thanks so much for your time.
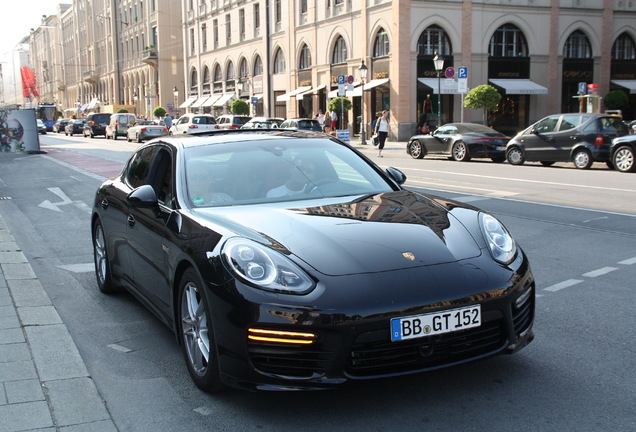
[0,215,117,432]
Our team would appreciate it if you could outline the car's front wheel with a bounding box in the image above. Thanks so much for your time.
[613,145,636,173]
[451,141,471,162]
[93,220,117,294]
[136,133,143,143]
[178,268,225,393]
[408,140,425,159]
[573,149,593,169]
[506,146,525,165]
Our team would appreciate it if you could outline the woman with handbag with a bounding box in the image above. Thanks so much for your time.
[374,110,389,157]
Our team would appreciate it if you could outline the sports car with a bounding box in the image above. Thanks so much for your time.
[91,129,535,392]
[407,123,510,162]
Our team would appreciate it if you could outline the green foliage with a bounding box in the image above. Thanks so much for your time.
[328,97,352,113]
[603,90,629,110]
[153,106,167,118]
[117,108,129,113]
[231,99,250,115]
[464,85,502,124]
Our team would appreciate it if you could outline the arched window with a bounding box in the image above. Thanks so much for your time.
[213,65,222,82]
[226,61,235,80]
[202,66,211,92]
[417,25,451,56]
[239,58,249,79]
[564,31,592,58]
[612,32,636,60]
[274,48,285,73]
[374,28,390,57]
[190,68,198,91]
[253,55,263,76]
[489,24,528,57]
[299,44,311,70]
[332,36,347,64]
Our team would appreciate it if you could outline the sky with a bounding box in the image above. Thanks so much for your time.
[0,0,64,58]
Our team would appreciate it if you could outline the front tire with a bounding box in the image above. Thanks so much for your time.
[93,220,117,294]
[408,140,425,159]
[451,141,471,162]
[573,149,592,169]
[507,146,525,165]
[178,268,225,393]
[613,145,636,173]
[136,133,143,143]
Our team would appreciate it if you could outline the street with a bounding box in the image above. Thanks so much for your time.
[1,132,635,431]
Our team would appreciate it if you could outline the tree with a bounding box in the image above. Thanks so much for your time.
[464,85,502,125]
[231,99,250,115]
[328,97,352,129]
[117,108,129,113]
[603,90,629,111]
[153,106,167,119]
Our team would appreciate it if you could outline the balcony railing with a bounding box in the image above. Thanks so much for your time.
[83,70,96,83]
[142,49,158,65]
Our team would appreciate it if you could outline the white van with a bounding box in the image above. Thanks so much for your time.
[106,113,137,140]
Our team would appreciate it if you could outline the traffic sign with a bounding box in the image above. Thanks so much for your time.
[338,75,345,85]
[445,67,455,79]
[458,67,468,79]
[251,97,259,105]
[347,75,354,84]
[578,82,587,95]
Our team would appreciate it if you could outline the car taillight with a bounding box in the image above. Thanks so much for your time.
[141,127,147,131]
[594,135,604,146]
[189,125,198,129]
[229,125,238,129]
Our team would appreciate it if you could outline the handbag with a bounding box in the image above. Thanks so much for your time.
[372,134,379,146]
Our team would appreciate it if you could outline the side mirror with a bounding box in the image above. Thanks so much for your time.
[127,184,159,209]
[385,167,407,185]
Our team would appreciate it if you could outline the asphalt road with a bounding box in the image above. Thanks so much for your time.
[0,133,634,431]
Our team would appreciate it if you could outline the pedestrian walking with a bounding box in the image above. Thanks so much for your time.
[164,114,173,129]
[331,110,338,131]
[374,110,389,157]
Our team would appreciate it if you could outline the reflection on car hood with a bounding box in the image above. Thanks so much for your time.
[195,190,482,276]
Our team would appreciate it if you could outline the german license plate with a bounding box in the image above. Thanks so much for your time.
[390,305,481,342]
[496,146,506,151]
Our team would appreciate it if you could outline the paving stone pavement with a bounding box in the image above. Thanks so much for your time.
[0,215,117,432]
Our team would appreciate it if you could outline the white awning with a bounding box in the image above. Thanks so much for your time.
[213,93,235,107]
[611,80,636,94]
[276,86,312,102]
[418,78,461,94]
[86,98,100,110]
[202,94,221,107]
[363,78,390,90]
[297,85,326,100]
[179,96,197,108]
[489,79,548,95]
[190,96,210,108]
[252,94,264,100]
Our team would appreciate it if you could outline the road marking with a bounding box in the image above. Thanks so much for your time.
[38,187,73,212]
[544,279,583,292]
[108,344,132,353]
[56,263,95,273]
[618,257,636,265]
[583,267,618,278]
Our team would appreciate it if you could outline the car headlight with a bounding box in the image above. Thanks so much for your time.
[479,213,517,264]
[221,237,315,294]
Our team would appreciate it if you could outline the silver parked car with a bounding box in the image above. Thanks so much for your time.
[126,120,169,143]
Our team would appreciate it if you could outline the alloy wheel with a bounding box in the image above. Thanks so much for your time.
[181,282,210,377]
[613,146,635,173]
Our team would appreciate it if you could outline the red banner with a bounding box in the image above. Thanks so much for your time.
[20,66,39,99]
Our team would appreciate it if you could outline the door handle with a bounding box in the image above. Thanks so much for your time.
[127,215,136,227]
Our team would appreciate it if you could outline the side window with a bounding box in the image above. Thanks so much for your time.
[149,149,175,209]
[559,115,582,131]
[178,116,189,125]
[534,116,559,133]
[126,147,158,189]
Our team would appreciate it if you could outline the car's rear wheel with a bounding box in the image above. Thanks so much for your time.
[613,145,636,173]
[93,220,117,294]
[127,135,131,142]
[178,268,225,393]
[408,140,425,159]
[136,133,142,143]
[506,147,525,165]
[573,149,592,169]
[540,161,555,167]
[451,141,471,162]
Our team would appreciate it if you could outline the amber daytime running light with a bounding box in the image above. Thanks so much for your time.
[248,328,317,344]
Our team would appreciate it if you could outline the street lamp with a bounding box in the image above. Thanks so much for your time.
[433,51,444,127]
[173,86,179,116]
[358,60,368,145]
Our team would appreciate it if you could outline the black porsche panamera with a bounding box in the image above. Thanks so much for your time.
[91,129,535,392]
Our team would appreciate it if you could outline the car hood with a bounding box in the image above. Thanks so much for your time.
[193,190,483,276]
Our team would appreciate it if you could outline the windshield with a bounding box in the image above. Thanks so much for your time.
[182,138,395,207]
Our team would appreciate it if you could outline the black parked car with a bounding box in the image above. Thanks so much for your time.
[53,119,69,133]
[610,134,636,173]
[65,119,86,136]
[91,129,535,392]
[506,113,629,169]
[83,113,112,138]
[407,123,510,162]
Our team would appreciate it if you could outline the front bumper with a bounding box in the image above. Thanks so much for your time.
[208,252,535,391]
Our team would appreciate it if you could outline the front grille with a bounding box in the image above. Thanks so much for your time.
[248,343,335,378]
[347,319,506,377]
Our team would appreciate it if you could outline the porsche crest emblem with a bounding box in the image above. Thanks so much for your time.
[402,252,415,261]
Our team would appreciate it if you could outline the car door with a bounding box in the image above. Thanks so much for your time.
[519,115,561,161]
[125,146,177,317]
[551,114,586,160]
[172,115,190,134]
[428,125,456,154]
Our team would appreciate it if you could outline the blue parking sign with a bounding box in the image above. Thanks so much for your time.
[458,67,468,79]
[338,75,345,85]
[578,82,587,95]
